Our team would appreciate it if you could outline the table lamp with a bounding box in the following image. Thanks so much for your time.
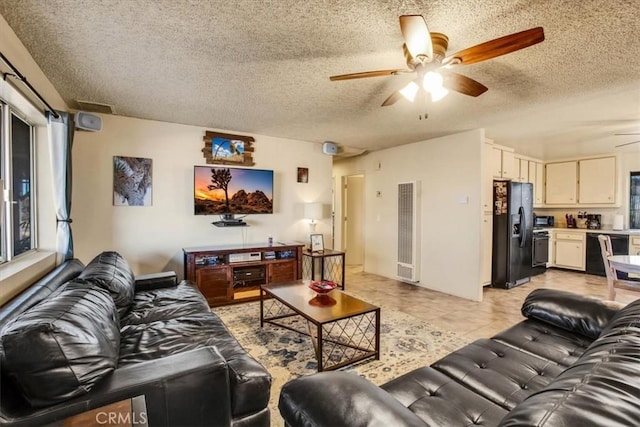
[304,202,323,232]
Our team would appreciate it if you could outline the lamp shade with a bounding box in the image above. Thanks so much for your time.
[304,203,323,220]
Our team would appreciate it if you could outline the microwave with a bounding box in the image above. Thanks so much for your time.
[534,215,555,228]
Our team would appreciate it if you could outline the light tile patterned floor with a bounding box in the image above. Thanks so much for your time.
[345,266,638,340]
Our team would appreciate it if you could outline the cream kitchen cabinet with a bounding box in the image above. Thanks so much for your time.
[532,162,544,205]
[481,213,493,285]
[628,236,640,278]
[553,231,585,271]
[481,142,494,285]
[629,236,640,255]
[545,161,577,204]
[491,145,515,180]
[514,157,530,183]
[482,142,495,213]
[578,157,616,204]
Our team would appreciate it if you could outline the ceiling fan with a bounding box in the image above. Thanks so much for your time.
[615,133,640,148]
[330,15,545,108]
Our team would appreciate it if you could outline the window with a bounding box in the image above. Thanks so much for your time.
[630,172,640,229]
[1,104,36,263]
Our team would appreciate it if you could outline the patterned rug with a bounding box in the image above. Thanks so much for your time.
[213,293,471,426]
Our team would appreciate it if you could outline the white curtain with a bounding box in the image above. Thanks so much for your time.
[47,111,75,262]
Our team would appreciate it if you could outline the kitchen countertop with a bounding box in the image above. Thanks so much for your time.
[540,228,640,235]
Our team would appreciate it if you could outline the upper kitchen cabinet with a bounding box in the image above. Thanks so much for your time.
[545,161,578,204]
[514,157,530,183]
[578,157,616,204]
[515,156,543,206]
[491,145,515,180]
[531,162,544,206]
[544,156,618,206]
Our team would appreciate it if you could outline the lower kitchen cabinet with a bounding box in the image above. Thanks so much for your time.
[629,236,640,278]
[553,231,585,271]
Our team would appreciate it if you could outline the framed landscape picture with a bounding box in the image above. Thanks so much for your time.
[202,131,255,166]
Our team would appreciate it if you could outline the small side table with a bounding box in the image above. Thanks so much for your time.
[302,249,346,290]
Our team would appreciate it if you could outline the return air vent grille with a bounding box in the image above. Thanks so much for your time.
[397,181,420,283]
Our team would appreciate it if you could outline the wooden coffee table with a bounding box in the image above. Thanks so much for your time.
[260,281,380,372]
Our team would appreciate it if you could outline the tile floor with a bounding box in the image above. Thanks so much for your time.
[346,266,638,340]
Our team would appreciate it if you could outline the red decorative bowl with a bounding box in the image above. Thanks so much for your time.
[309,280,337,294]
[309,295,337,307]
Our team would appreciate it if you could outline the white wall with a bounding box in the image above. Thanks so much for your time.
[72,114,333,277]
[334,129,485,301]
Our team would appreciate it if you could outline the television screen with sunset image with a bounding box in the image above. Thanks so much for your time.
[194,166,274,215]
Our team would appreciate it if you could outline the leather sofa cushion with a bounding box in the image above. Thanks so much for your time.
[500,299,640,426]
[521,288,619,339]
[381,366,507,426]
[119,311,270,417]
[0,280,119,408]
[492,319,592,367]
[598,296,640,338]
[432,338,564,410]
[0,259,85,330]
[122,281,210,326]
[79,251,135,318]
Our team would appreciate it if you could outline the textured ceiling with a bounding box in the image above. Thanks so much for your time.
[0,0,638,159]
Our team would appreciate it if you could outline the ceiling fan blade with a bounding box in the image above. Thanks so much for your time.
[381,90,403,107]
[616,133,640,136]
[399,15,433,61]
[330,69,411,81]
[616,140,640,148]
[445,27,544,66]
[441,71,488,97]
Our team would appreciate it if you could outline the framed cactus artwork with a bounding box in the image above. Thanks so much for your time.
[113,156,152,206]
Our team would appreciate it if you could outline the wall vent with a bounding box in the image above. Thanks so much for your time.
[75,100,115,114]
[397,181,420,283]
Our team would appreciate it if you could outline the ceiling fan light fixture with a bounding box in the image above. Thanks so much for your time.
[423,71,444,92]
[430,86,449,102]
[399,81,420,102]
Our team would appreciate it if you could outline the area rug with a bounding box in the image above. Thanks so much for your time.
[212,297,471,426]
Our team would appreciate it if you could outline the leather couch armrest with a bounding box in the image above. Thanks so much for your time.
[522,288,621,339]
[279,372,424,427]
[1,347,232,427]
[134,271,177,292]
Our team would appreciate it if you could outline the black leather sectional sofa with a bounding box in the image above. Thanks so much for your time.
[0,251,271,427]
[279,289,640,426]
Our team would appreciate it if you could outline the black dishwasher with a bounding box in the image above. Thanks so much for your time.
[586,233,629,278]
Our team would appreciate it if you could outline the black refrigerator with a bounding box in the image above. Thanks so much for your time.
[491,181,533,289]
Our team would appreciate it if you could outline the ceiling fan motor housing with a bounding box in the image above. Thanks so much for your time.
[430,33,449,62]
[404,32,449,67]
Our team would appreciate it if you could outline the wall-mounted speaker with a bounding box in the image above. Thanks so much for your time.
[322,141,338,155]
[75,112,102,132]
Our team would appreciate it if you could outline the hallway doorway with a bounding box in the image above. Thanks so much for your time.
[342,174,364,268]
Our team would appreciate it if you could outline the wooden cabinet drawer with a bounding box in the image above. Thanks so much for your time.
[555,232,584,241]
[630,236,640,246]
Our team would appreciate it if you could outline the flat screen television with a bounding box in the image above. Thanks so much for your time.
[194,166,274,218]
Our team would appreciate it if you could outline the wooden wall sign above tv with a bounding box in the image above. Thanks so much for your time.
[202,131,255,166]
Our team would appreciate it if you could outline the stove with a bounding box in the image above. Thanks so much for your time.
[532,228,549,275]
